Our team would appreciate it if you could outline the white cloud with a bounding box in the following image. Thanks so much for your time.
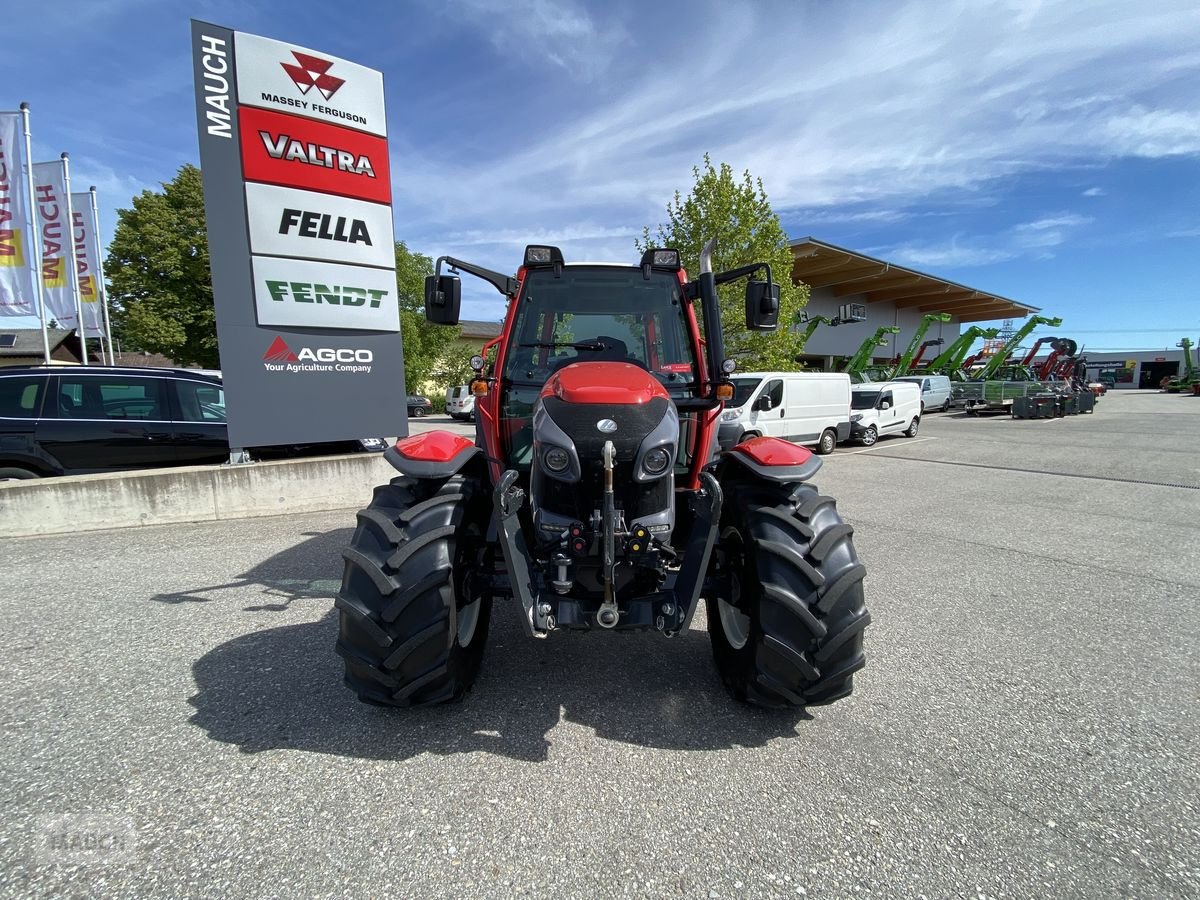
[873,211,1093,269]
[1166,226,1200,238]
[1082,187,1106,197]
[397,0,1200,268]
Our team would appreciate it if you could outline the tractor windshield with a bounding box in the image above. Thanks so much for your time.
[499,266,698,468]
[502,267,697,385]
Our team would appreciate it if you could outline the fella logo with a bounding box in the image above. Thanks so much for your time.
[281,52,345,101]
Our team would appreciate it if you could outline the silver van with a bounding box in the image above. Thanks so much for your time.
[893,374,952,413]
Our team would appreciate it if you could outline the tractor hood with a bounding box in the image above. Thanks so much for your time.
[540,362,669,405]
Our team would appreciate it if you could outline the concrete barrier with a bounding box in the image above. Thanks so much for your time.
[0,454,395,539]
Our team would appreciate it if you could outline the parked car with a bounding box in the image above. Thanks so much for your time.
[849,381,922,446]
[0,366,387,480]
[444,384,476,421]
[407,394,432,417]
[718,371,852,454]
[892,374,953,413]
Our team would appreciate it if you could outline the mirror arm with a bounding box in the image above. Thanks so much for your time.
[435,255,519,298]
[713,262,773,288]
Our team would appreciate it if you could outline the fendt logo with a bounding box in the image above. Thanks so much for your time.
[281,51,345,101]
[262,336,374,373]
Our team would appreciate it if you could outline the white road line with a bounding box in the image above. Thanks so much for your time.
[838,436,937,455]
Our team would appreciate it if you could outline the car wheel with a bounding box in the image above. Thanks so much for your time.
[815,428,837,455]
[411,406,427,418]
[859,426,878,446]
[905,417,920,437]
[942,399,950,412]
[0,466,39,481]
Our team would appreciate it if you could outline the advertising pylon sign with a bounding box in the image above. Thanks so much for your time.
[33,158,86,362]
[192,21,406,449]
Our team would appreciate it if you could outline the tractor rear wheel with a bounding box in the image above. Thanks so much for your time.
[707,478,869,709]
[336,474,492,707]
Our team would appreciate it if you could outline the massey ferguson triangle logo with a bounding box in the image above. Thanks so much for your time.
[263,336,298,362]
[281,52,345,101]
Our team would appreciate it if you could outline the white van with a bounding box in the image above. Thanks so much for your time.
[849,381,922,445]
[893,374,952,413]
[719,372,852,454]
[445,385,476,421]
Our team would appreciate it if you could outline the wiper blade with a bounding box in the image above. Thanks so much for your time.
[518,340,606,351]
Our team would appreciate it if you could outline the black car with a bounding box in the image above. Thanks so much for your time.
[407,394,432,417]
[0,366,387,480]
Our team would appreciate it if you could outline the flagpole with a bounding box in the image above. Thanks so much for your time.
[20,104,50,365]
[60,153,88,364]
[89,186,115,365]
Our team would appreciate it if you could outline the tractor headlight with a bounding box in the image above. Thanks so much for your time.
[544,446,571,473]
[643,447,671,475]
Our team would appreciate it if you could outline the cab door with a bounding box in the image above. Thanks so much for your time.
[754,378,786,438]
[877,389,899,432]
[169,378,229,466]
[38,373,175,473]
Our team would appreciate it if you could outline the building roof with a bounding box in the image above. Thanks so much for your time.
[789,237,1038,323]
[0,328,73,357]
[459,320,503,340]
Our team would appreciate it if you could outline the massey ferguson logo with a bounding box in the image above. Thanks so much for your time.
[262,336,373,373]
[281,51,345,101]
[258,131,376,177]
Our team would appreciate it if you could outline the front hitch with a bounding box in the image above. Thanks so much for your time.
[597,440,620,629]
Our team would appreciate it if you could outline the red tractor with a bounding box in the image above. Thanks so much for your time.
[336,242,869,709]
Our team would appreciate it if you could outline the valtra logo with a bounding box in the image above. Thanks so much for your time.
[281,52,345,101]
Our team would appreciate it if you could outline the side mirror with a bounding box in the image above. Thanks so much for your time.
[745,280,780,331]
[880,401,891,410]
[424,274,462,325]
[755,395,772,411]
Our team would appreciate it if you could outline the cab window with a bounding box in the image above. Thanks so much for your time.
[57,376,167,421]
[880,391,894,407]
[764,379,783,409]
[0,376,44,418]
[176,381,227,422]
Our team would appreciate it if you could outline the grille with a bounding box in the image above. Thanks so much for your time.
[541,396,669,462]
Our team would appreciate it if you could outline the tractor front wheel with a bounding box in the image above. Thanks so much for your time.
[706,478,870,708]
[336,474,491,707]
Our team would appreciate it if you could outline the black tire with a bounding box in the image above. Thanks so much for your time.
[410,406,427,418]
[815,428,837,455]
[941,399,951,412]
[905,416,920,437]
[706,478,869,708]
[336,474,491,707]
[0,466,38,481]
[859,425,878,446]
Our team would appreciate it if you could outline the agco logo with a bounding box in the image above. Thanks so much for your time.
[281,51,345,101]
[262,336,373,373]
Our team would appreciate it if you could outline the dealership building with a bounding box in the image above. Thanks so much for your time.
[1078,347,1198,390]
[788,237,1038,369]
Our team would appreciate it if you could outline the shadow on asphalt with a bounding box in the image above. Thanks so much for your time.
[152,529,354,611]
[177,521,812,762]
[188,607,811,763]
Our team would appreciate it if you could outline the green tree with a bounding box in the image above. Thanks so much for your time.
[637,156,808,370]
[394,241,461,392]
[106,164,218,367]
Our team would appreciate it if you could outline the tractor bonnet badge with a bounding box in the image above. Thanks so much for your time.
[596,419,618,433]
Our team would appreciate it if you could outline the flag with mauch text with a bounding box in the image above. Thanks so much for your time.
[0,112,39,316]
[32,160,78,329]
[71,192,105,337]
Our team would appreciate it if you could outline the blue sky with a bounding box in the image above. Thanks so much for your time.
[5,0,1199,352]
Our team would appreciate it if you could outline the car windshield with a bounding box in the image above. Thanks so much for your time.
[728,378,761,408]
[501,267,697,386]
[851,391,880,409]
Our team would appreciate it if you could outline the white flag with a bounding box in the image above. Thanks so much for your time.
[0,112,39,317]
[32,160,78,330]
[71,191,104,337]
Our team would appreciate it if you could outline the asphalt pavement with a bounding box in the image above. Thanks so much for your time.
[0,390,1196,898]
